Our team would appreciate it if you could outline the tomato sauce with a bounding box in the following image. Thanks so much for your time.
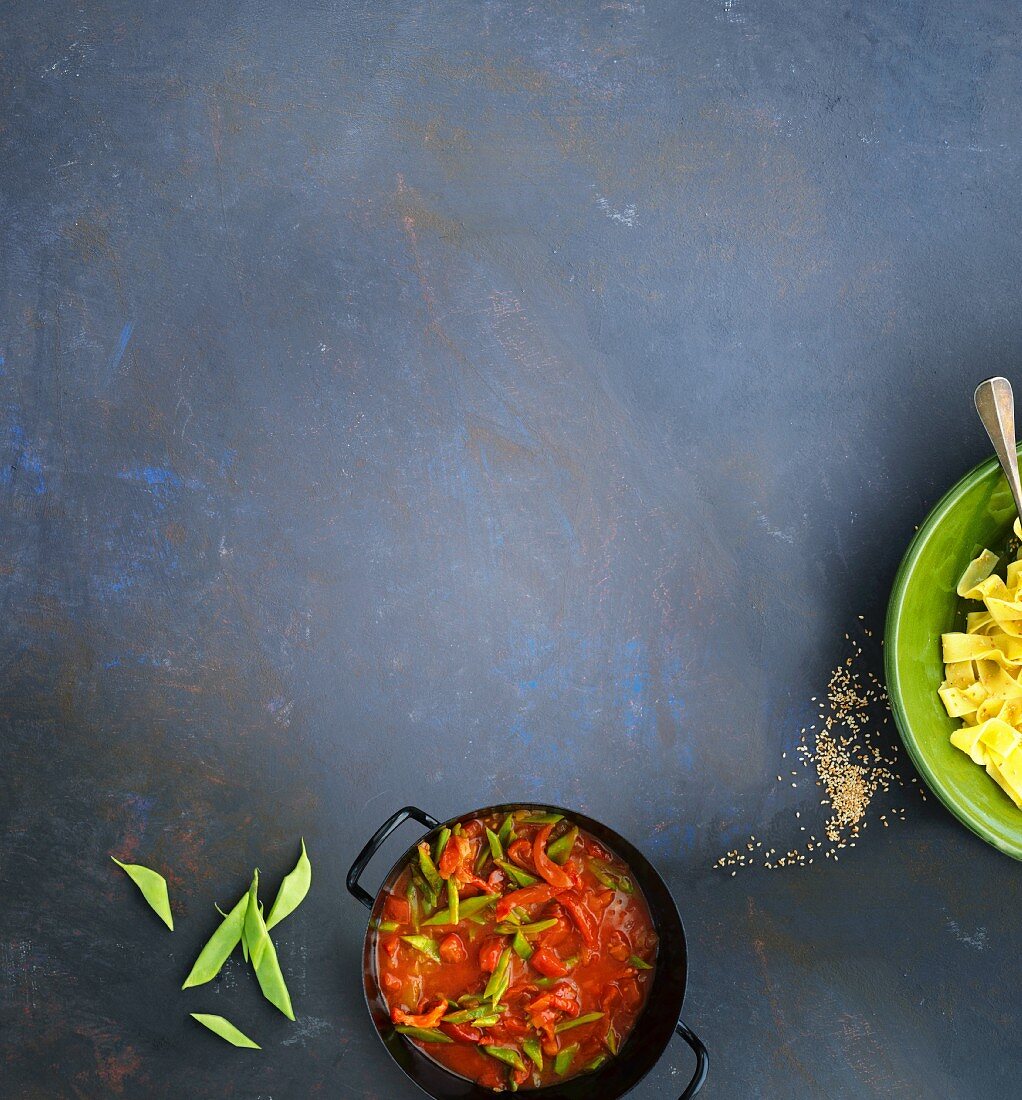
[373,809,657,1091]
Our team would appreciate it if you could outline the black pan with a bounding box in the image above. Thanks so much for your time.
[347,803,708,1100]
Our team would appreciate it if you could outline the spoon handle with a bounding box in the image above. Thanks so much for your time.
[975,377,1022,520]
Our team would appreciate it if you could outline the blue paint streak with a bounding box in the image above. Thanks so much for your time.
[2,414,46,494]
[108,321,134,375]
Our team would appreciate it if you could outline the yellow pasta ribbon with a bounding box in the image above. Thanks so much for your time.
[940,540,1022,808]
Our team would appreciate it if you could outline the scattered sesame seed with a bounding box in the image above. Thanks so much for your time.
[714,619,915,875]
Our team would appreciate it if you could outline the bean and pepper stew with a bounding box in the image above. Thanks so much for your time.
[374,809,657,1092]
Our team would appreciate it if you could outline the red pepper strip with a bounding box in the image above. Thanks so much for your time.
[495,884,560,921]
[532,825,574,890]
[559,891,597,947]
[455,869,500,895]
[392,997,448,1029]
[531,946,569,978]
[441,1021,483,1044]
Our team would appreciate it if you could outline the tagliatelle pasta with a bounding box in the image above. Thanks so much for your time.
[940,521,1022,808]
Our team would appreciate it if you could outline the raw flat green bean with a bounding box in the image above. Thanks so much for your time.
[495,918,558,936]
[434,828,451,864]
[417,844,443,894]
[497,814,515,847]
[190,1012,260,1049]
[447,878,459,927]
[546,826,578,865]
[265,839,311,930]
[110,857,174,931]
[485,827,504,862]
[518,812,563,825]
[423,893,495,925]
[395,1025,453,1043]
[495,860,538,888]
[629,954,653,970]
[483,947,512,1002]
[555,1011,604,1034]
[483,1045,525,1071]
[554,1043,579,1075]
[401,934,441,962]
[244,871,269,969]
[182,892,247,988]
[522,1038,543,1071]
[250,905,295,1020]
[512,931,532,960]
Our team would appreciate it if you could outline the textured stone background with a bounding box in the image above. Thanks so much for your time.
[2,0,1021,1096]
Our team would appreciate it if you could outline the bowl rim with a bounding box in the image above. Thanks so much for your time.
[885,448,1022,860]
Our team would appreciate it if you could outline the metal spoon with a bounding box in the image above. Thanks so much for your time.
[975,377,1022,522]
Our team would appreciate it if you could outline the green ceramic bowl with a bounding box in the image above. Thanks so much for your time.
[886,449,1022,859]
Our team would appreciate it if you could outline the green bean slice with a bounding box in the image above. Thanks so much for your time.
[546,826,578,865]
[518,812,563,825]
[266,839,311,930]
[629,954,653,970]
[495,860,538,887]
[447,878,459,926]
[512,931,533,960]
[434,828,451,864]
[443,1005,500,1024]
[422,893,495,925]
[111,857,174,931]
[401,934,441,962]
[522,1038,543,1071]
[484,1045,525,1071]
[417,844,443,893]
[396,1025,453,1043]
[605,1027,619,1055]
[555,1011,604,1034]
[190,1012,260,1049]
[497,814,515,847]
[182,892,247,988]
[485,827,504,862]
[483,947,512,1002]
[495,918,558,936]
[586,1054,608,1071]
[554,1043,579,1075]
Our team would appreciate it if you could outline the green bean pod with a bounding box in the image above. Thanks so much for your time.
[111,857,174,931]
[182,891,247,988]
[266,839,311,930]
[190,1012,260,1049]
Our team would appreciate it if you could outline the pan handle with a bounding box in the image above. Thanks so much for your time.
[346,805,440,909]
[674,1018,708,1099]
